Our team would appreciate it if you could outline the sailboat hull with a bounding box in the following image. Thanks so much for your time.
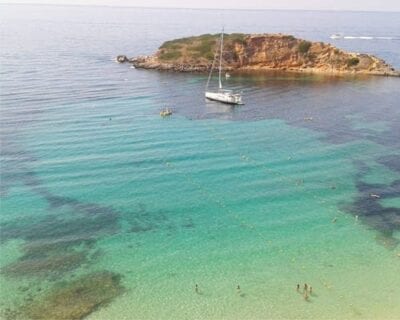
[204,29,243,105]
[205,91,243,105]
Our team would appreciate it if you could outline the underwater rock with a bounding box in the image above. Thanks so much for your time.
[3,251,88,278]
[346,161,400,248]
[375,232,400,250]
[129,223,153,233]
[24,271,124,320]
[124,203,172,234]
[23,238,96,255]
[378,154,400,173]
[1,307,20,320]
[182,218,195,229]
[116,55,128,63]
[0,213,119,244]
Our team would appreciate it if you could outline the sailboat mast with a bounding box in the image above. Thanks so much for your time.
[218,28,224,89]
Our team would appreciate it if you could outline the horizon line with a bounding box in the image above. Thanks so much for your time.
[1,2,400,13]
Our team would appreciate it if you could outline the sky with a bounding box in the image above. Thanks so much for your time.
[1,0,399,12]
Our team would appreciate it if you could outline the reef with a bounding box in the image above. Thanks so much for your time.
[0,203,119,280]
[0,115,128,319]
[0,213,119,245]
[378,154,400,173]
[120,33,399,76]
[345,161,400,249]
[23,271,124,320]
[2,251,88,279]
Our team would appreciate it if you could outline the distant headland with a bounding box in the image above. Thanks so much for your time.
[117,33,399,77]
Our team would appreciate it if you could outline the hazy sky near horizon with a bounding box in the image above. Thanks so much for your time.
[1,0,400,12]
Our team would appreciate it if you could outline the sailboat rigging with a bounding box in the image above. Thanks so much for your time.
[205,28,243,105]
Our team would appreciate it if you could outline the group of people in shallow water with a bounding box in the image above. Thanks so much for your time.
[297,283,313,301]
[194,283,313,301]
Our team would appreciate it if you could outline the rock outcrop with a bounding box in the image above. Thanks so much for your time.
[116,55,128,63]
[121,33,399,76]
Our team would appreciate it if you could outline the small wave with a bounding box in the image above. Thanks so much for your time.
[376,36,397,40]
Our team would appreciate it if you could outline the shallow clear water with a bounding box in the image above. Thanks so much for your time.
[1,4,400,319]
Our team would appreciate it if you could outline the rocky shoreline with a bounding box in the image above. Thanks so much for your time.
[117,33,400,77]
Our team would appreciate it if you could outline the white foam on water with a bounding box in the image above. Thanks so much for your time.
[331,34,397,40]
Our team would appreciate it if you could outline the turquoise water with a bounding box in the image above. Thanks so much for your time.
[1,4,400,319]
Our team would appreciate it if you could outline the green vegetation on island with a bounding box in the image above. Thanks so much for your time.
[159,33,246,62]
[298,40,312,54]
[347,57,360,67]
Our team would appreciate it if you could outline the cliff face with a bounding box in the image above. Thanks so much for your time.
[125,33,399,76]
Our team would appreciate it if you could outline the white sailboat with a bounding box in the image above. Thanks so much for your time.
[205,29,243,105]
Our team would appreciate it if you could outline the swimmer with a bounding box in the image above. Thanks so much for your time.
[309,286,312,294]
[355,215,359,221]
[304,283,308,292]
[297,284,300,291]
[237,285,241,293]
[332,217,337,223]
[195,284,199,293]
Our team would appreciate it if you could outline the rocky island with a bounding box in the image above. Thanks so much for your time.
[118,33,399,76]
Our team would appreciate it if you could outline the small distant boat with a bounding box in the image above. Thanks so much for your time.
[225,72,231,79]
[160,108,173,117]
[205,28,243,105]
[330,33,343,39]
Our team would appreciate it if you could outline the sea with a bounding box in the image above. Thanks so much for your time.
[0,4,400,319]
